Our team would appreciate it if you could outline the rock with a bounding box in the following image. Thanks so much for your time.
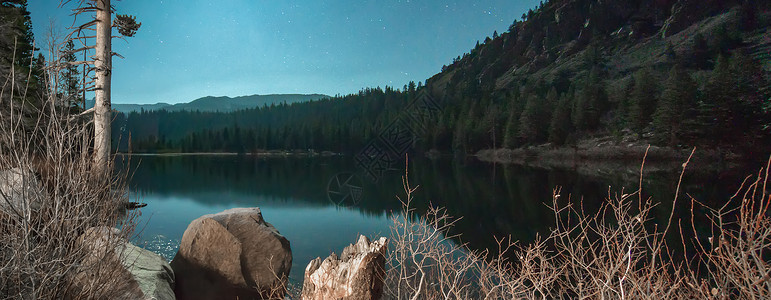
[659,0,731,38]
[301,235,388,300]
[0,167,45,216]
[123,241,176,300]
[76,227,176,300]
[171,207,292,300]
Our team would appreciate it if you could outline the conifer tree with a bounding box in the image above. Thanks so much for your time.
[503,107,520,148]
[628,68,658,136]
[545,87,558,116]
[452,118,467,152]
[60,40,81,110]
[29,53,46,101]
[464,102,480,151]
[478,103,500,148]
[549,92,572,145]
[573,68,607,131]
[573,91,587,130]
[519,93,551,143]
[613,76,635,130]
[0,0,40,103]
[731,50,767,139]
[652,65,698,145]
[699,54,736,142]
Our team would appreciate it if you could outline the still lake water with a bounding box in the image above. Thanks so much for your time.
[118,154,747,284]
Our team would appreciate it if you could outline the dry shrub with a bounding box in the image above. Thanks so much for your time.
[386,152,771,299]
[686,159,771,299]
[385,160,527,299]
[0,54,138,299]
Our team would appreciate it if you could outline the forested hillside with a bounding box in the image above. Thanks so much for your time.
[115,0,771,158]
[112,86,419,153]
[93,94,328,113]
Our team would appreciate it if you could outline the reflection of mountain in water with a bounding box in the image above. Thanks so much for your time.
[117,156,398,212]
[117,155,745,256]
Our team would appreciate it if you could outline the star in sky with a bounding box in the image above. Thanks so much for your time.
[28,1,540,104]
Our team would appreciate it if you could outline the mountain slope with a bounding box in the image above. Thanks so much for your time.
[419,0,770,153]
[95,94,328,113]
[160,94,329,113]
[427,0,769,97]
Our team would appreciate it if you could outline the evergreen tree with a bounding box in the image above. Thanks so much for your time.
[544,87,558,119]
[0,0,39,101]
[628,68,658,135]
[463,102,479,151]
[452,117,467,152]
[652,65,698,145]
[503,107,520,148]
[573,68,607,131]
[519,93,550,143]
[60,40,81,109]
[582,44,604,70]
[572,90,587,130]
[699,54,736,142]
[730,50,767,140]
[613,76,635,130]
[477,103,500,148]
[549,92,572,145]
[29,52,46,100]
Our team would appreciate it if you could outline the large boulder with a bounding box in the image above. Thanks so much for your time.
[301,235,388,300]
[0,167,45,216]
[76,227,176,300]
[123,241,177,300]
[171,207,292,300]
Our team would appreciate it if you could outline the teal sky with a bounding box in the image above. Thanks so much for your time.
[29,1,539,104]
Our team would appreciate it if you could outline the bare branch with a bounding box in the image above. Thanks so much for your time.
[65,60,96,66]
[77,19,99,31]
[77,107,94,116]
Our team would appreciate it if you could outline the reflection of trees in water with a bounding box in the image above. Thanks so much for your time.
[118,156,345,207]
[117,155,745,259]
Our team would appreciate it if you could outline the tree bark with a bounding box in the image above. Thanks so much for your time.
[93,0,111,173]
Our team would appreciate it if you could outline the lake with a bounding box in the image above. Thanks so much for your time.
[118,154,749,284]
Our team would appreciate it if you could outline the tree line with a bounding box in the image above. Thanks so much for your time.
[115,44,769,156]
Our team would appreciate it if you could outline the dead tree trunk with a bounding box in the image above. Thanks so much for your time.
[93,0,111,173]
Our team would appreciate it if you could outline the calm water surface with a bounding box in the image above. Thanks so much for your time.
[118,154,746,284]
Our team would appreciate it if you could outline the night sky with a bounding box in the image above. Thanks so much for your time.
[29,1,540,104]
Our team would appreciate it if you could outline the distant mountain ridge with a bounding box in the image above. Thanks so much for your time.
[89,94,329,113]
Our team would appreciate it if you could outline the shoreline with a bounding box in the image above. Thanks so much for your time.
[473,143,749,182]
[115,151,342,157]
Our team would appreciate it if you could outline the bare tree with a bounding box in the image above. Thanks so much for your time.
[59,0,140,174]
[92,0,111,174]
[0,40,140,300]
